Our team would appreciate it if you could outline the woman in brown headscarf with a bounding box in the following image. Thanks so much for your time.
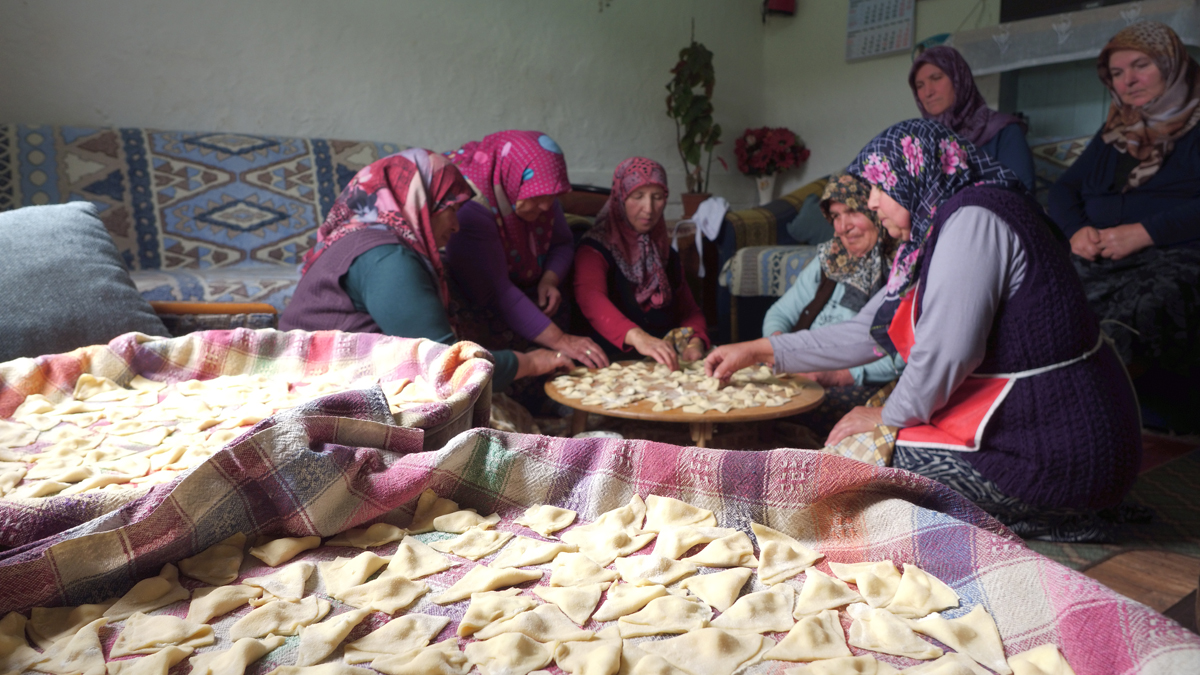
[1048,21,1200,431]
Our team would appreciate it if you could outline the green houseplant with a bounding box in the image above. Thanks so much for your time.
[665,39,722,212]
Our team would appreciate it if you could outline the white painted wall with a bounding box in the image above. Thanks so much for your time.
[762,0,1000,195]
[0,0,765,212]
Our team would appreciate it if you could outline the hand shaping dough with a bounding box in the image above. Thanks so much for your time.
[318,552,389,599]
[27,601,117,650]
[845,603,942,660]
[678,567,752,613]
[513,504,577,538]
[752,524,823,585]
[636,627,772,675]
[885,564,960,619]
[188,636,285,675]
[532,583,605,625]
[490,536,577,569]
[829,561,902,609]
[681,532,756,568]
[104,564,191,621]
[325,524,406,549]
[793,567,863,617]
[370,639,469,675]
[242,561,314,601]
[186,585,262,624]
[179,533,246,586]
[553,638,622,675]
[548,552,619,587]
[248,536,321,567]
[0,612,42,675]
[652,527,737,560]
[295,609,370,666]
[463,633,553,675]
[432,566,542,604]
[472,603,594,643]
[105,645,193,675]
[786,656,900,675]
[710,584,796,634]
[560,525,656,567]
[642,495,717,532]
[457,589,539,638]
[763,609,851,662]
[344,614,450,663]
[592,583,668,622]
[381,536,453,580]
[617,595,712,638]
[1007,644,1075,675]
[428,528,513,560]
[109,612,215,657]
[909,606,1009,674]
[407,490,460,534]
[336,575,429,614]
[33,617,108,675]
[228,596,331,640]
[433,510,500,534]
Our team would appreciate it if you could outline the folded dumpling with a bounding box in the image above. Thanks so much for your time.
[406,490,460,534]
[380,536,453,580]
[248,536,321,567]
[553,638,622,675]
[186,585,262,624]
[642,495,717,532]
[27,601,116,650]
[549,552,619,587]
[109,612,214,657]
[1007,644,1075,675]
[681,532,757,568]
[791,655,900,675]
[751,524,823,585]
[885,564,959,619]
[472,604,594,643]
[652,526,738,560]
[370,639,468,675]
[678,568,752,613]
[457,589,538,638]
[845,603,942,661]
[318,553,389,599]
[432,510,500,534]
[337,576,429,614]
[637,628,771,675]
[228,597,331,640]
[432,566,541,604]
[590,494,647,530]
[179,533,246,586]
[614,555,697,586]
[242,561,314,602]
[325,523,406,549]
[106,645,193,675]
[560,525,655,567]
[532,583,605,625]
[104,564,191,621]
[189,636,285,675]
[900,652,994,675]
[294,609,370,666]
[710,584,796,633]
[490,536,576,569]
[344,614,450,663]
[829,561,901,608]
[0,612,43,675]
[617,595,712,638]
[463,633,553,675]
[793,567,863,616]
[34,617,107,675]
[428,528,513,560]
[763,609,851,662]
[513,504,577,538]
[909,606,1009,674]
[592,583,668,622]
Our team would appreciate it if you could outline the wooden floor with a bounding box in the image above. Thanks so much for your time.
[1084,551,1200,613]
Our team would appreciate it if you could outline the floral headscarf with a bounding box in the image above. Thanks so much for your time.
[848,119,1022,354]
[301,148,473,307]
[817,173,898,302]
[909,46,1026,147]
[1097,21,1200,189]
[447,130,571,286]
[583,157,672,311]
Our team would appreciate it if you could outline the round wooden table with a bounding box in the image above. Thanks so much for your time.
[544,365,825,448]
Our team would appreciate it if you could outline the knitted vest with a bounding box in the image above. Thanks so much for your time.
[578,239,683,358]
[915,187,1141,509]
[278,228,401,334]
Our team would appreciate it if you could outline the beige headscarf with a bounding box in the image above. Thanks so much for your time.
[1097,21,1200,190]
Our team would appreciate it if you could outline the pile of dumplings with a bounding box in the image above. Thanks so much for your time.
[0,491,1075,675]
[551,362,811,414]
[0,373,443,500]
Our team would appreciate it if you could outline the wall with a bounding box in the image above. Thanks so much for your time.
[762,0,1001,194]
[0,0,765,212]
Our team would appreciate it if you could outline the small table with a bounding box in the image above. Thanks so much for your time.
[545,366,825,448]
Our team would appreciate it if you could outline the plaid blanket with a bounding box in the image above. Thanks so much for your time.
[0,329,493,547]
[2,423,1196,673]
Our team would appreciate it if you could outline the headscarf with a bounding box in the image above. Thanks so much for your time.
[909,46,1026,147]
[848,119,1022,354]
[1097,21,1200,189]
[817,172,898,300]
[583,157,673,310]
[301,148,473,307]
[447,130,571,286]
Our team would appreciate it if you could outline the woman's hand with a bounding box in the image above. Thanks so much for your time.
[552,333,609,370]
[1070,227,1102,261]
[626,328,678,371]
[680,338,705,364]
[515,349,573,379]
[537,271,562,316]
[797,369,855,388]
[1098,223,1153,260]
[704,338,774,382]
[825,406,884,446]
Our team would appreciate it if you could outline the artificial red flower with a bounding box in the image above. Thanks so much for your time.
[733,126,810,177]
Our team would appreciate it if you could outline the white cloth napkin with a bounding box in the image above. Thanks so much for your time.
[689,196,729,277]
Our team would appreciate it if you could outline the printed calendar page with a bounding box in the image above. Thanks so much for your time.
[846,0,915,62]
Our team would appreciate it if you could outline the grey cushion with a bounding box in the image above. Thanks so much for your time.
[785,193,835,245]
[0,202,169,362]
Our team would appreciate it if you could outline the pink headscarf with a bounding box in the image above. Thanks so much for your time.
[302,148,473,307]
[584,157,673,310]
[448,130,571,286]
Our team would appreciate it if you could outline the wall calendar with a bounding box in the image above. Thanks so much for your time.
[846,0,915,62]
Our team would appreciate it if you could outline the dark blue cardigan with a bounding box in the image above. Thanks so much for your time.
[1048,122,1200,247]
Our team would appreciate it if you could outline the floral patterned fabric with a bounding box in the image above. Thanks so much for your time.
[848,119,1022,354]
[816,172,898,299]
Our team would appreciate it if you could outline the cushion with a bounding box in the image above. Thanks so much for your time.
[718,245,820,297]
[0,202,169,361]
[785,193,835,245]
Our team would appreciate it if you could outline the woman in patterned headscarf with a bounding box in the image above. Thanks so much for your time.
[761,173,904,435]
[445,130,607,371]
[280,148,571,391]
[708,119,1142,541]
[909,46,1035,191]
[573,157,708,370]
[1049,21,1200,432]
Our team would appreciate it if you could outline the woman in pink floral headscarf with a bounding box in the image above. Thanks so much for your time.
[445,130,607,370]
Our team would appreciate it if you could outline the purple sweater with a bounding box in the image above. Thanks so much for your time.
[445,201,574,341]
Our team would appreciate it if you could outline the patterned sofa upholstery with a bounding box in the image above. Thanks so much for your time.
[0,124,404,316]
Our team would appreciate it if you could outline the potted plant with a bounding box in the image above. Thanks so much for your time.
[666,39,723,217]
[735,126,811,205]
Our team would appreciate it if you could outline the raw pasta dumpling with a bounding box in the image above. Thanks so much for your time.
[248,536,321,567]
[636,627,772,675]
[793,567,863,616]
[294,609,370,666]
[764,609,851,662]
[189,636,285,675]
[513,504,576,538]
[710,584,796,634]
[678,567,752,613]
[344,614,450,663]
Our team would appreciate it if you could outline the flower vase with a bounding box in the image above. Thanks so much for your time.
[755,174,777,205]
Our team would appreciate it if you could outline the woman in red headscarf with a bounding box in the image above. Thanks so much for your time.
[573,157,708,370]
